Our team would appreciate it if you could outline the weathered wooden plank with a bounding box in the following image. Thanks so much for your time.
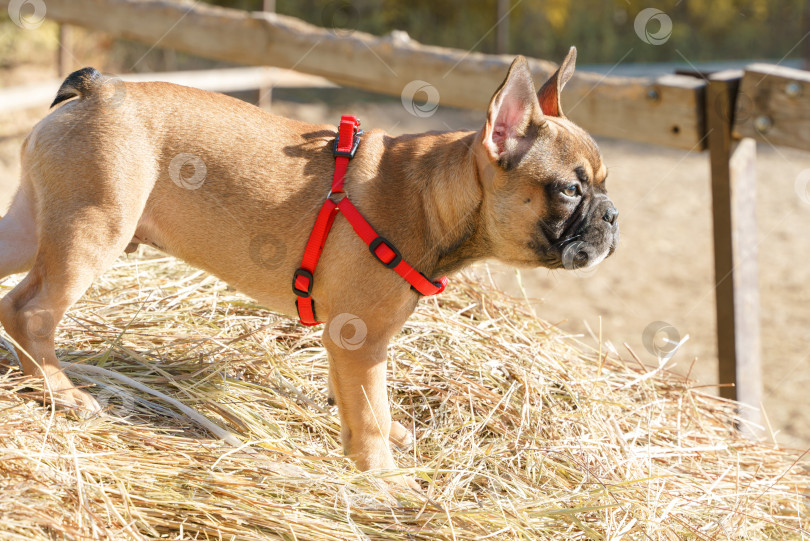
[258,0,276,109]
[0,0,705,149]
[706,70,762,434]
[0,67,335,113]
[734,63,810,150]
[726,138,762,434]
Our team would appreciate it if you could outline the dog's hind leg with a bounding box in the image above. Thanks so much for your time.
[0,164,150,411]
[0,186,38,280]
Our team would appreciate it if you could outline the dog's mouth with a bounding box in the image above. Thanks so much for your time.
[560,235,616,269]
[532,207,619,270]
[536,241,612,270]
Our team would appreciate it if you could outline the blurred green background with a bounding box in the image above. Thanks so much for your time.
[2,0,808,74]
[207,0,809,64]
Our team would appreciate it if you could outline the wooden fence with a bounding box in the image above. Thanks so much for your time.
[3,0,807,432]
[0,67,334,113]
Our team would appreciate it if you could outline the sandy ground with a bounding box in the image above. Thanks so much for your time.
[1,74,808,449]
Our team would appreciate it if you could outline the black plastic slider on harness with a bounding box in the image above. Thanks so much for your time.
[333,129,364,158]
[369,237,403,269]
[292,268,315,298]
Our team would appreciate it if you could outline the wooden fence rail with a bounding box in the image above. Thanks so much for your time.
[0,67,334,113]
[734,63,810,150]
[5,0,809,435]
[0,0,704,150]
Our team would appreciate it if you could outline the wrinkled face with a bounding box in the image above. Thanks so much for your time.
[480,50,619,271]
[489,119,618,269]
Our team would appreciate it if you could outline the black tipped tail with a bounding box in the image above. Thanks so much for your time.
[50,67,103,108]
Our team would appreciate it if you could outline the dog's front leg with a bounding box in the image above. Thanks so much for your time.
[327,346,391,470]
[327,362,411,451]
[324,324,415,487]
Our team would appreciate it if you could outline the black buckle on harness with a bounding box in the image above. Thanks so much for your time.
[333,128,364,158]
[292,268,314,298]
[369,237,402,269]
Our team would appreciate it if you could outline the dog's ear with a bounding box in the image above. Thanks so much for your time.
[537,46,577,118]
[483,55,545,168]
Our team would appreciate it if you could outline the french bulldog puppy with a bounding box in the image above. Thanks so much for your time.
[0,47,617,486]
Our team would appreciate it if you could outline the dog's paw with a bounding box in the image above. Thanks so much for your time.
[50,385,102,416]
[386,473,422,492]
[40,370,101,415]
[389,420,413,450]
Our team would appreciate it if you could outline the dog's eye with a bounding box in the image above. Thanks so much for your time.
[561,185,579,197]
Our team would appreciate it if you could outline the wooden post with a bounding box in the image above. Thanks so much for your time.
[258,0,276,109]
[705,70,762,435]
[496,0,509,55]
[57,24,72,77]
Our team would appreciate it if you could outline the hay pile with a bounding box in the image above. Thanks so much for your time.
[0,250,807,540]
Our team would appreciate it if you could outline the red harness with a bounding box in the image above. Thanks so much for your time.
[293,115,448,326]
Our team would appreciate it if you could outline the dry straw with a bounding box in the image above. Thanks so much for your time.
[0,250,807,540]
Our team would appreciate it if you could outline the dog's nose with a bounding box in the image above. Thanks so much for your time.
[602,205,618,225]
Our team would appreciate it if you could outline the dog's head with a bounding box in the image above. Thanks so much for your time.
[476,48,618,271]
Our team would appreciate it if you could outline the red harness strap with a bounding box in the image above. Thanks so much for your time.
[293,115,448,326]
